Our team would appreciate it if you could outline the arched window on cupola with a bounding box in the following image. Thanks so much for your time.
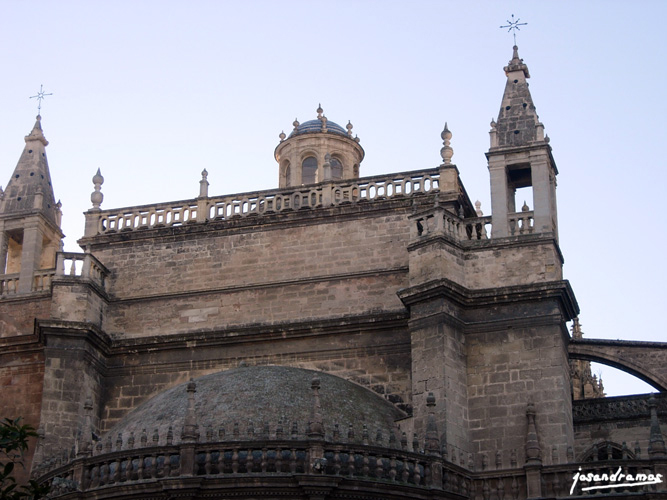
[302,156,317,185]
[283,161,291,187]
[330,157,343,180]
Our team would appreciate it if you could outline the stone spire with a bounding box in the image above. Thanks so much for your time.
[493,46,543,148]
[1,116,59,224]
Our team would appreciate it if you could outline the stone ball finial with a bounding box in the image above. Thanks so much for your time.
[316,104,323,119]
[279,131,286,142]
[522,200,529,212]
[440,123,454,165]
[475,200,483,216]
[92,168,104,186]
[201,169,208,180]
[91,168,104,210]
[293,118,300,130]
[346,120,353,137]
[490,119,497,130]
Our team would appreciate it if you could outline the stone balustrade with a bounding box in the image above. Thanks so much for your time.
[55,252,109,290]
[508,210,534,236]
[36,437,471,496]
[0,273,20,296]
[412,209,492,243]
[35,433,667,499]
[85,169,441,237]
[0,271,56,296]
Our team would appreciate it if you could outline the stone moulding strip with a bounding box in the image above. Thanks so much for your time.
[109,266,409,304]
[397,277,579,320]
[108,310,409,354]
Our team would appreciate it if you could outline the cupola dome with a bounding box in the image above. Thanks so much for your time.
[275,105,364,188]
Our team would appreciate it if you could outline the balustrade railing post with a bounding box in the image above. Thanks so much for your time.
[55,253,65,276]
[82,254,92,279]
[322,182,333,207]
[180,443,196,476]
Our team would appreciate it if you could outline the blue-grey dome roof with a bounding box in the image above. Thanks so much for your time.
[289,119,348,138]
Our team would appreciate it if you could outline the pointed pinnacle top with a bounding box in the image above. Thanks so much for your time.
[504,45,530,78]
[25,115,49,146]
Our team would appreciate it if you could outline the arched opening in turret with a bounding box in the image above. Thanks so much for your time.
[506,163,534,234]
[302,156,317,185]
[4,230,23,274]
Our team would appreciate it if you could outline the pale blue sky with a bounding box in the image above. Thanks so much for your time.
[1,1,665,396]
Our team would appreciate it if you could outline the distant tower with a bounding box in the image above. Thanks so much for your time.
[0,116,63,293]
[275,105,364,188]
[487,46,558,240]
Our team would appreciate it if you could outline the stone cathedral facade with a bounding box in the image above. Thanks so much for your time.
[1,47,666,499]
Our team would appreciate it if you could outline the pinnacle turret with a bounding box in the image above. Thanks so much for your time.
[492,46,543,148]
[1,116,59,224]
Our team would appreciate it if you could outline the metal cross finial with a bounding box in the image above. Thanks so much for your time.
[29,84,53,115]
[500,14,528,45]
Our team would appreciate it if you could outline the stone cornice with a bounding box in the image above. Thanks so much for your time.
[397,278,579,320]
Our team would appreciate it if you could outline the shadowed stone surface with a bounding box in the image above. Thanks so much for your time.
[104,365,406,443]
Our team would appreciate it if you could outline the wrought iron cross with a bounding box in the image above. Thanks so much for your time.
[500,14,528,45]
[29,84,53,115]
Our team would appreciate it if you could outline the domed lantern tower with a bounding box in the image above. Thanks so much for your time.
[275,105,365,188]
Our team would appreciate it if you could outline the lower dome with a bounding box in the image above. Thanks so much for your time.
[104,365,406,444]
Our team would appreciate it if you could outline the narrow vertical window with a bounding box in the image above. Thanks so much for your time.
[302,157,317,184]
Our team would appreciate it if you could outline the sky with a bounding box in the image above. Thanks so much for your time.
[1,1,665,396]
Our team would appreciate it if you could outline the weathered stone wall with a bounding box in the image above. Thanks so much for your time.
[0,345,44,483]
[466,310,573,468]
[0,295,51,336]
[464,238,563,290]
[83,204,414,338]
[37,328,107,461]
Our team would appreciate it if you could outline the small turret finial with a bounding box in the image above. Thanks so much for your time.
[440,123,453,165]
[279,130,286,142]
[91,168,104,210]
[316,104,323,120]
[199,169,209,198]
[346,120,353,137]
[293,118,300,131]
